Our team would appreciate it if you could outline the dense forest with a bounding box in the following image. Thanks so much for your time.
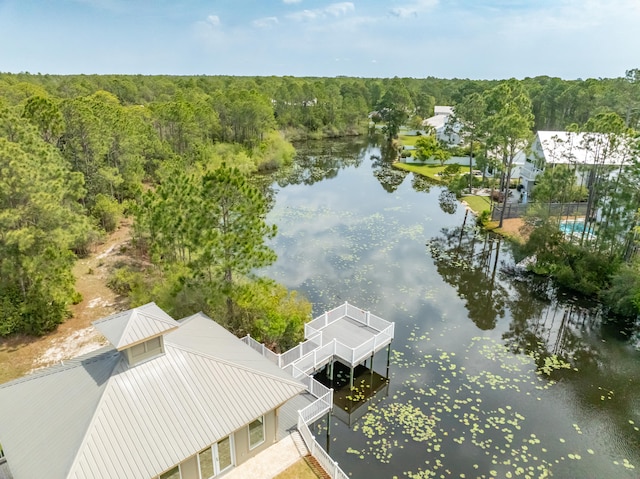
[1,71,639,342]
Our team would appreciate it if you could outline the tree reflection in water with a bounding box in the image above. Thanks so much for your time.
[427,210,508,330]
[274,137,367,187]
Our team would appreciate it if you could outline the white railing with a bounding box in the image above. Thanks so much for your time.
[298,417,348,479]
[299,391,332,424]
[242,304,394,479]
[345,302,367,323]
[279,332,322,368]
[304,322,321,338]
[241,336,280,367]
[367,313,392,331]
[244,311,393,378]
[307,302,393,334]
[520,162,543,181]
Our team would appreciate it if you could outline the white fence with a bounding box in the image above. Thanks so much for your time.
[241,336,280,366]
[243,302,394,376]
[306,302,393,335]
[298,417,349,479]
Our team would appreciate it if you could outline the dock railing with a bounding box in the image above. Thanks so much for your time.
[306,302,393,336]
[298,416,348,479]
[242,302,394,479]
[244,307,394,377]
[241,335,280,367]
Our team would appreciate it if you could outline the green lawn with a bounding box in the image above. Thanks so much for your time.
[398,133,421,147]
[394,162,493,216]
[393,162,446,182]
[461,194,492,214]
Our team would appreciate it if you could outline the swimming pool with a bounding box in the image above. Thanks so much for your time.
[559,219,596,239]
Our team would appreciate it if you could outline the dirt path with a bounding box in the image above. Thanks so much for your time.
[0,219,133,383]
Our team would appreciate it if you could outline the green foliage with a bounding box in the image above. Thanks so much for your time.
[376,79,414,141]
[532,165,583,203]
[3,71,640,340]
[601,261,640,318]
[22,95,63,144]
[107,265,144,296]
[212,88,274,146]
[414,135,451,165]
[253,131,296,172]
[137,161,278,332]
[235,279,311,351]
[522,214,619,295]
[443,164,461,177]
[0,105,94,335]
[476,210,491,226]
[92,194,122,233]
[552,244,617,295]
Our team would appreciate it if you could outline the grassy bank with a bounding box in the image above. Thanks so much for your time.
[393,162,446,182]
[394,162,497,218]
[461,194,491,214]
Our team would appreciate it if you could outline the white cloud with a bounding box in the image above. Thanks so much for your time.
[325,2,355,17]
[287,9,319,21]
[252,16,279,28]
[287,2,355,21]
[389,0,438,18]
[206,15,221,28]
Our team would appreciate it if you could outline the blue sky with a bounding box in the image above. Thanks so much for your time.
[0,0,638,79]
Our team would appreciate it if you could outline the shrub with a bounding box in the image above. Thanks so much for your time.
[92,194,122,233]
[107,266,144,296]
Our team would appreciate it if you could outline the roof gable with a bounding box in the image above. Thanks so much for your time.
[92,302,179,350]
[67,342,305,479]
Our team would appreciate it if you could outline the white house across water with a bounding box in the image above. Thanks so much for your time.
[513,130,634,193]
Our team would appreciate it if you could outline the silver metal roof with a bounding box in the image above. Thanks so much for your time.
[0,309,306,479]
[536,131,632,166]
[0,347,120,479]
[92,302,179,350]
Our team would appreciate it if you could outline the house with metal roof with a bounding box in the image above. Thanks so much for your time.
[513,130,635,192]
[0,303,307,479]
[422,105,461,145]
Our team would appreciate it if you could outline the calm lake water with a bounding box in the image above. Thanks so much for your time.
[265,136,640,479]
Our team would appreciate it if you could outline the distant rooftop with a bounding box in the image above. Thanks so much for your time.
[434,105,453,115]
[536,131,633,166]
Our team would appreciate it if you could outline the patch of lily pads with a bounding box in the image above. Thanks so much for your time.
[342,326,637,478]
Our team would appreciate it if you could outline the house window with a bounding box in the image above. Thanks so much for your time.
[198,436,234,478]
[198,447,214,479]
[248,416,265,450]
[129,336,163,364]
[217,436,233,472]
[159,465,181,479]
